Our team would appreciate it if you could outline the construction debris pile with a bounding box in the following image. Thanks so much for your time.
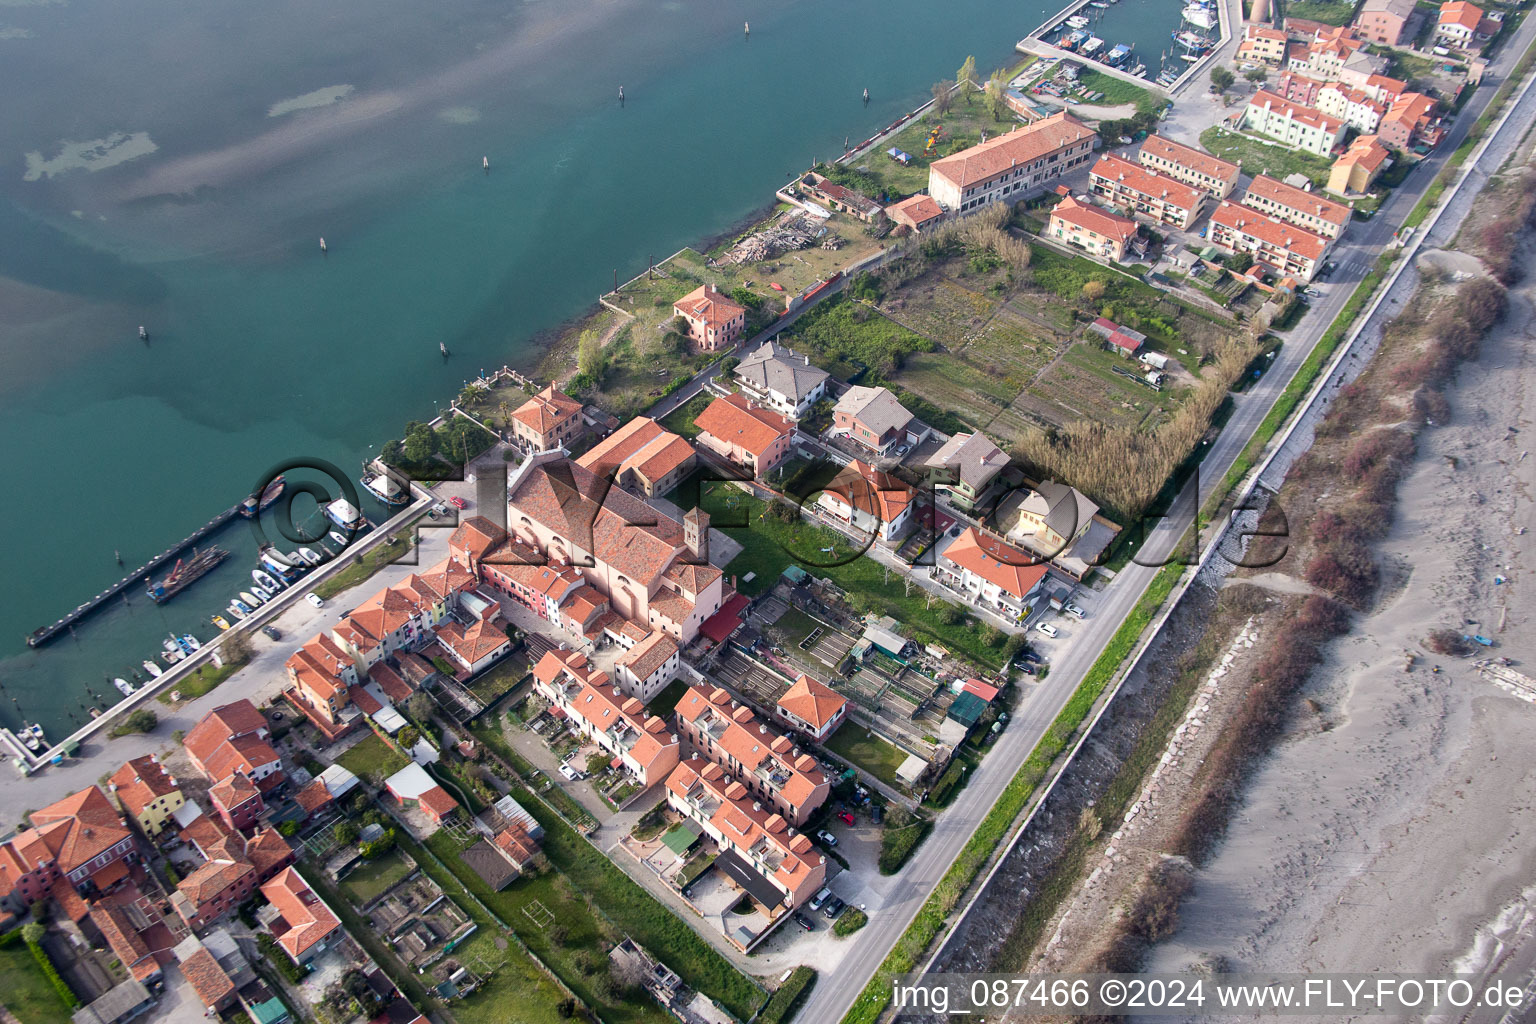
[714,212,827,265]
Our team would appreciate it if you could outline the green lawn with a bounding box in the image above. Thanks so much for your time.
[1199,126,1334,187]
[829,92,1022,200]
[314,534,415,600]
[824,724,913,789]
[1284,0,1355,24]
[644,678,691,718]
[467,655,529,704]
[0,942,71,1024]
[705,489,1008,670]
[336,734,409,783]
[160,654,248,704]
[658,391,713,440]
[765,607,825,645]
[1077,70,1163,116]
[338,850,414,905]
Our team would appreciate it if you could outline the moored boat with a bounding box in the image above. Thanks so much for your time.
[253,568,284,592]
[298,547,324,567]
[240,590,263,607]
[20,727,41,753]
[180,633,201,653]
[213,614,232,631]
[329,530,351,549]
[227,603,249,621]
[114,677,136,697]
[324,497,365,531]
[361,472,410,506]
[252,584,274,602]
[238,475,287,518]
[142,660,163,678]
[146,547,230,603]
[1081,35,1105,56]
[1066,14,1090,28]
[1182,4,1217,29]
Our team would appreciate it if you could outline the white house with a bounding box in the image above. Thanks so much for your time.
[733,341,830,418]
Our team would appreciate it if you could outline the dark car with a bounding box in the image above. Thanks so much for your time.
[793,912,815,932]
[870,803,884,825]
[262,625,282,641]
[822,896,847,920]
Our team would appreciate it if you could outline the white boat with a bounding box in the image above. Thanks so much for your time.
[361,473,410,506]
[142,660,163,678]
[1182,4,1217,29]
[240,590,263,607]
[1081,35,1105,55]
[253,568,284,591]
[227,603,249,621]
[324,497,364,531]
[20,727,41,753]
[298,547,324,566]
[1180,53,1200,61]
[1067,14,1091,28]
[251,584,274,602]
[114,677,136,697]
[181,634,201,652]
[329,530,350,549]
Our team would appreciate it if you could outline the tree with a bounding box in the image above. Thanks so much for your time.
[1081,279,1108,302]
[984,71,1010,122]
[222,629,253,663]
[123,709,157,733]
[334,821,360,846]
[586,751,611,776]
[577,328,606,385]
[957,56,979,92]
[398,725,421,750]
[407,692,435,724]
[21,922,44,945]
[1003,633,1029,663]
[403,421,436,464]
[932,80,954,115]
[1245,66,1268,83]
[1210,66,1235,93]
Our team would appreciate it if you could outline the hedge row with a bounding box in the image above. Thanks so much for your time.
[27,938,80,1010]
[841,561,1183,1024]
[760,966,817,1024]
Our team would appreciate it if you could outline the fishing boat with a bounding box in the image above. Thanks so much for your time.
[212,614,232,631]
[240,590,263,607]
[1066,14,1091,28]
[142,660,163,678]
[1081,36,1105,57]
[238,475,287,518]
[361,472,410,506]
[324,497,365,531]
[1106,43,1133,66]
[114,678,136,697]
[146,547,230,603]
[298,547,324,567]
[251,584,274,602]
[1061,28,1087,50]
[260,550,304,583]
[1173,29,1212,52]
[231,598,255,617]
[1182,4,1218,29]
[1131,62,1148,77]
[253,568,284,592]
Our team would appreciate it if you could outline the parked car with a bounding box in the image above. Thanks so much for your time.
[448,496,468,509]
[306,593,325,608]
[262,625,282,641]
[815,829,838,847]
[558,764,582,782]
[809,887,832,911]
[793,912,815,932]
[870,802,884,824]
[1035,621,1058,638]
[1064,603,1086,620]
[837,811,855,825]
[822,896,847,919]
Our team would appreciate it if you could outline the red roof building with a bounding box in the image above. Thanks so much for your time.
[1046,196,1139,262]
[937,527,1050,620]
[673,285,747,351]
[171,822,293,930]
[0,786,136,908]
[576,417,697,497]
[209,771,265,833]
[532,649,681,788]
[509,385,584,452]
[109,755,184,838]
[89,903,162,985]
[694,392,796,479]
[775,675,849,743]
[1208,200,1333,283]
[261,867,342,965]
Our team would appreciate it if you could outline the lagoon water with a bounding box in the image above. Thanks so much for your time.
[0,0,1175,737]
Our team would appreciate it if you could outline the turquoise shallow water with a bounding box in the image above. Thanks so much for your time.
[0,0,1176,736]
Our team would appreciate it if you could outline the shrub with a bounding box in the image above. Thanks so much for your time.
[833,907,869,937]
[878,811,933,874]
[926,760,967,806]
[109,708,158,737]
[1304,543,1378,605]
[26,934,79,1009]
[1424,628,1473,656]
[760,967,817,1024]
[1458,277,1508,332]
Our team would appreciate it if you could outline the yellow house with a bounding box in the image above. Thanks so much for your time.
[998,480,1100,552]
[109,755,185,837]
[1327,135,1391,196]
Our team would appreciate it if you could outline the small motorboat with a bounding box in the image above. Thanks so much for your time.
[1067,14,1091,27]
[232,597,255,616]
[251,584,274,602]
[181,633,202,653]
[240,590,263,607]
[114,677,136,697]
[329,530,350,549]
[227,603,249,621]
[298,547,324,566]
[142,660,163,678]
[253,568,283,592]
[212,614,232,631]
[19,726,41,753]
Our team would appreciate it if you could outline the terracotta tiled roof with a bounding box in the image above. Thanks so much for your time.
[1049,196,1138,245]
[181,947,236,1009]
[616,630,678,683]
[261,867,340,960]
[184,700,267,769]
[1249,90,1341,134]
[930,112,1094,190]
[368,662,414,704]
[677,686,826,811]
[179,813,231,855]
[1384,91,1438,129]
[673,285,745,329]
[1337,134,1391,172]
[887,193,945,226]
[777,675,847,731]
[662,559,722,595]
[246,828,294,877]
[1244,175,1351,229]
[1210,201,1331,261]
[1090,154,1206,212]
[437,619,508,666]
[295,779,334,816]
[1440,0,1483,29]
[666,759,823,896]
[494,826,539,867]
[90,903,159,982]
[942,527,1049,601]
[178,854,253,906]
[209,771,261,813]
[448,516,509,562]
[418,786,459,820]
[24,786,132,875]
[110,756,179,819]
[511,385,582,435]
[202,734,281,786]
[49,878,89,923]
[696,393,793,459]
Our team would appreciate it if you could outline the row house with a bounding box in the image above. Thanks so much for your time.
[928,112,1098,214]
[733,340,830,418]
[1242,91,1347,156]
[665,757,827,917]
[209,771,265,832]
[0,786,137,910]
[505,453,727,644]
[109,755,184,838]
[1356,0,1416,46]
[774,675,849,743]
[1208,201,1333,282]
[186,699,286,805]
[1088,153,1208,230]
[937,526,1050,621]
[1136,136,1240,198]
[1379,92,1443,151]
[674,685,829,826]
[261,867,343,967]
[1236,24,1289,65]
[1275,69,1328,107]
[694,392,796,479]
[1316,83,1387,134]
[1242,174,1352,239]
[815,458,918,545]
[923,432,1007,515]
[613,629,681,704]
[1344,72,1408,106]
[171,821,293,930]
[532,648,681,787]
[1046,196,1139,262]
[510,385,584,452]
[90,903,163,987]
[577,416,697,498]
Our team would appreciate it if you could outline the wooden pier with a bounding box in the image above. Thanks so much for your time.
[25,502,243,648]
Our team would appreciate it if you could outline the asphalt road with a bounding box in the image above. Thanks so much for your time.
[794,14,1536,1024]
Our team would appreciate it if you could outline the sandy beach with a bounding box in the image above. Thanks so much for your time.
[1142,265,1536,1012]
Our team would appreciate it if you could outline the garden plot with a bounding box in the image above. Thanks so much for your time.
[880,271,1005,347]
[892,352,1021,436]
[1020,344,1174,430]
